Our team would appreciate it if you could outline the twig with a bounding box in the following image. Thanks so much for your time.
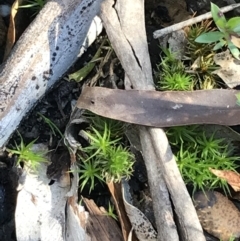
[153,3,240,39]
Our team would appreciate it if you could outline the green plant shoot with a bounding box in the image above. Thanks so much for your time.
[195,2,240,59]
[167,126,239,195]
[104,202,118,221]
[72,113,134,193]
[7,132,48,171]
[156,48,194,91]
[68,40,106,82]
[19,0,46,15]
[37,112,64,139]
[77,159,104,193]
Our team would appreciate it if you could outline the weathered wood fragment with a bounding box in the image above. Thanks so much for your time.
[99,0,205,240]
[0,0,103,149]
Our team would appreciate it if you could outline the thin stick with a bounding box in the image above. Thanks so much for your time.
[153,3,240,39]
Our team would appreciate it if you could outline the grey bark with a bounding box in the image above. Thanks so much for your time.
[0,0,103,149]
[100,0,205,240]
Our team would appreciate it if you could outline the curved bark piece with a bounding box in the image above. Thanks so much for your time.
[77,87,240,127]
[99,0,205,240]
[16,145,91,241]
[0,0,103,149]
[121,179,157,241]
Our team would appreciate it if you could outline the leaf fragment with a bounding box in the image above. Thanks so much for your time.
[210,168,240,192]
[195,31,224,43]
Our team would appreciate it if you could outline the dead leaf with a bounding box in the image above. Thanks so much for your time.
[107,182,137,241]
[193,191,240,241]
[191,56,201,70]
[83,198,124,241]
[210,168,240,192]
[231,35,240,49]
[213,50,240,88]
[3,0,24,60]
[77,86,240,127]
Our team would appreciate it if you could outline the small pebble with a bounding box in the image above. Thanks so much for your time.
[193,191,240,241]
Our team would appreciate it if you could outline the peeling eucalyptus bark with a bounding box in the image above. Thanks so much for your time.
[0,0,103,148]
